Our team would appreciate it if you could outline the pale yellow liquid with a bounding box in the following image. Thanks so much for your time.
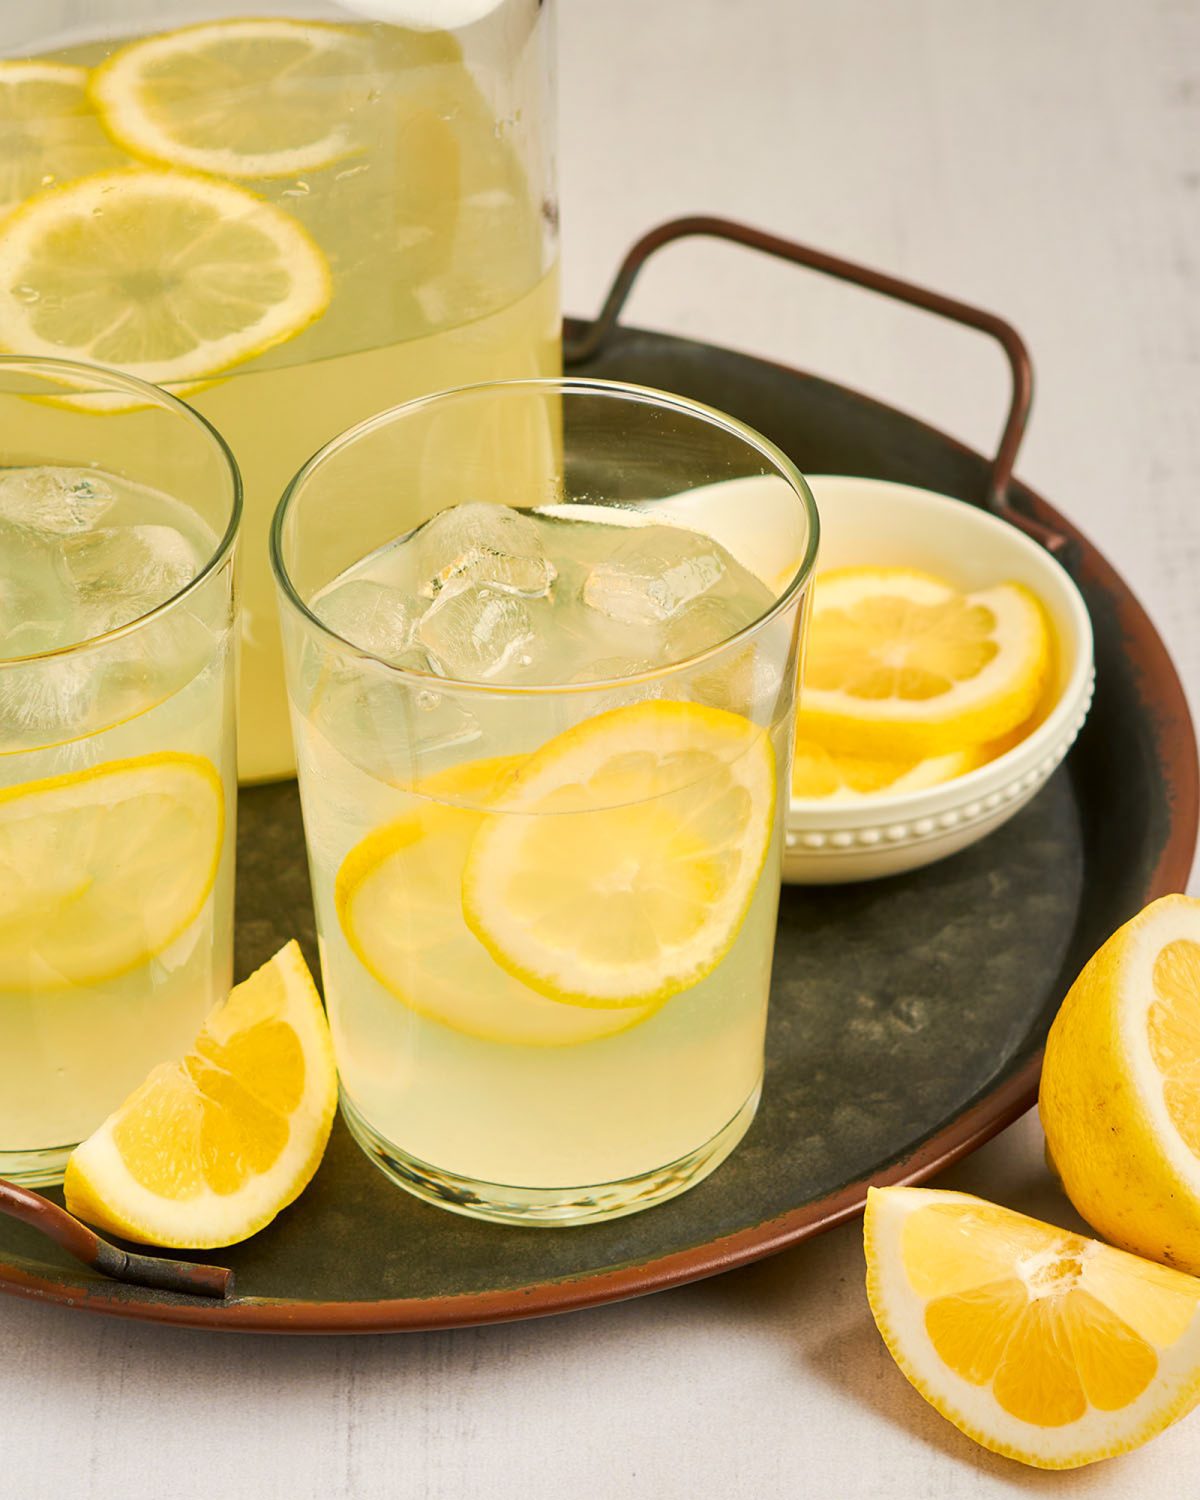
[0,481,235,1177]
[35,19,560,782]
[292,515,788,1193]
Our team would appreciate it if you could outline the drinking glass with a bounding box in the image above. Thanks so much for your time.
[1,0,559,784]
[0,355,240,1185]
[273,377,818,1224]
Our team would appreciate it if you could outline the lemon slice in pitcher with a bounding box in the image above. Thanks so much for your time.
[65,942,337,1248]
[461,701,776,1009]
[90,19,371,179]
[0,168,330,394]
[0,752,223,992]
[0,61,126,215]
[336,757,658,1046]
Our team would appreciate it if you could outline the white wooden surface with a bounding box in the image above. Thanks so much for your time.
[4,1,1199,1494]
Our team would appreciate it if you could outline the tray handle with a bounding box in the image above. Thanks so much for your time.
[564,215,1066,555]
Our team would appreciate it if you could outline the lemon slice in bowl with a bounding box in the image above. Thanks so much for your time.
[90,19,372,180]
[65,941,336,1248]
[790,738,981,801]
[0,752,223,993]
[799,566,1050,758]
[461,701,777,1009]
[336,757,658,1046]
[865,1185,1200,1469]
[0,168,330,396]
[1041,894,1200,1275]
[0,61,127,215]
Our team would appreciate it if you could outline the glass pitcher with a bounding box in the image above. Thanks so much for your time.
[0,0,560,782]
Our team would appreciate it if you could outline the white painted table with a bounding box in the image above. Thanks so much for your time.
[3,2,1198,1493]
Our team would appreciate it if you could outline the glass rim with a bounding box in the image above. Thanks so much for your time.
[0,354,242,666]
[271,376,821,698]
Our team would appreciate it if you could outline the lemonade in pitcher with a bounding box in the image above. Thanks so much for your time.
[0,2,559,781]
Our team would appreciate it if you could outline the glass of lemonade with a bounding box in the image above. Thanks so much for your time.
[0,0,559,783]
[0,355,239,1185]
[273,378,819,1224]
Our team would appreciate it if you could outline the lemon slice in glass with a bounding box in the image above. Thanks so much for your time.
[336,756,656,1046]
[866,1185,1200,1469]
[0,752,223,992]
[0,61,127,215]
[799,566,1050,758]
[90,19,373,180]
[65,941,336,1248]
[461,701,777,1009]
[0,167,330,396]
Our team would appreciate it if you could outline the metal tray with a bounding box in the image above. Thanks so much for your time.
[1,220,1194,1332]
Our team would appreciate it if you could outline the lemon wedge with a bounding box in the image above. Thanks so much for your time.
[790,738,981,801]
[64,942,336,1248]
[90,19,372,180]
[461,701,776,1009]
[0,752,223,993]
[1041,894,1200,1275]
[0,167,330,395]
[0,61,126,215]
[799,566,1049,758]
[336,756,658,1045]
[866,1185,1200,1469]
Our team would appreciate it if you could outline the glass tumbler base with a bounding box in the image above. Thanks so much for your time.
[0,1143,73,1188]
[340,1081,762,1227]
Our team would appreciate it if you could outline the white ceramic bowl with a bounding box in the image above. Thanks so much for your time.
[784,476,1095,884]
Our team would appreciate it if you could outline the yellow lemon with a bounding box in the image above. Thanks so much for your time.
[65,942,336,1248]
[1041,894,1200,1273]
[0,752,222,992]
[336,756,658,1046]
[0,61,126,215]
[799,566,1050,758]
[866,1185,1200,1469]
[461,700,776,1008]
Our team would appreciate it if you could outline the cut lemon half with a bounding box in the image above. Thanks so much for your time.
[1041,894,1200,1275]
[336,757,657,1046]
[790,738,981,801]
[799,566,1050,758]
[90,19,372,180]
[462,701,776,1009]
[0,168,330,396]
[0,61,127,216]
[0,752,223,993]
[65,942,336,1248]
[865,1185,1200,1469]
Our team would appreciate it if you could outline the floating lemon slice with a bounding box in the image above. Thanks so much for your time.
[65,941,336,1248]
[0,61,126,215]
[90,19,372,180]
[336,757,657,1046]
[1041,894,1200,1275]
[461,701,776,1009]
[0,168,330,396]
[790,738,980,801]
[799,566,1049,758]
[865,1185,1200,1469]
[0,752,223,993]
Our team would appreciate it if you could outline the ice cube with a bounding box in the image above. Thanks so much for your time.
[61,524,199,635]
[415,503,556,599]
[582,525,727,626]
[662,593,760,664]
[0,655,96,748]
[313,579,416,661]
[0,530,67,657]
[0,466,114,537]
[417,584,536,680]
